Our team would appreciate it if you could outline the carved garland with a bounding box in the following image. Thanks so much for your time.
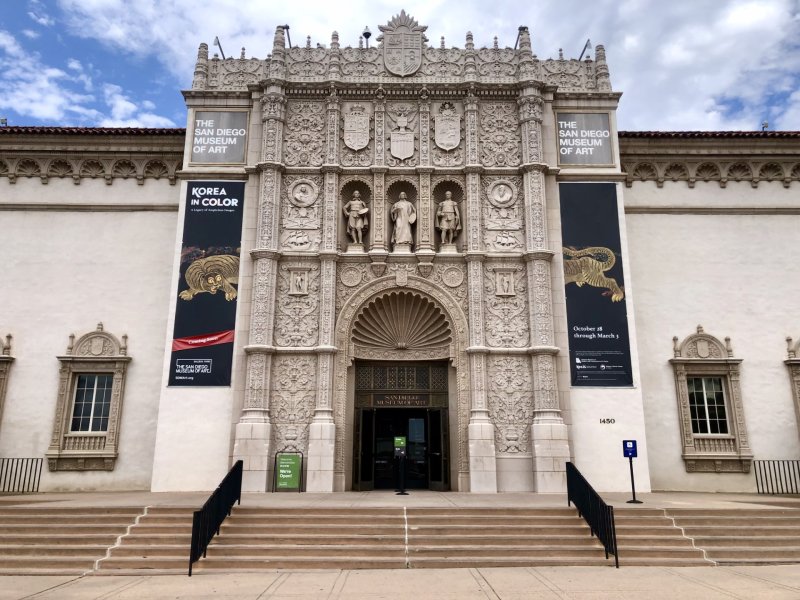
[785,337,800,442]
[623,160,800,189]
[0,334,13,429]
[0,157,180,185]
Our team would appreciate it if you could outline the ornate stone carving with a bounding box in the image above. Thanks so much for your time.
[343,103,371,151]
[484,264,529,347]
[421,45,463,77]
[287,43,329,79]
[387,103,417,165]
[483,177,523,252]
[206,55,264,89]
[377,11,427,77]
[281,175,322,252]
[488,356,534,453]
[0,334,14,429]
[283,101,326,167]
[476,43,518,78]
[340,266,364,288]
[270,355,317,454]
[479,102,521,167]
[274,263,320,347]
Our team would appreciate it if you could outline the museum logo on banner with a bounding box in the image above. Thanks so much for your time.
[168,181,246,386]
[559,182,633,387]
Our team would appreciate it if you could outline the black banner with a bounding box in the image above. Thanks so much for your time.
[560,183,633,387]
[168,181,245,386]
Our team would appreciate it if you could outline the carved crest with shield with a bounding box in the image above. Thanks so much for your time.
[435,102,461,151]
[378,10,428,77]
[343,104,370,151]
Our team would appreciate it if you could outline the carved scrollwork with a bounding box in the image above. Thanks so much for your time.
[476,47,518,78]
[478,103,521,167]
[271,355,317,454]
[287,44,329,78]
[488,356,533,453]
[283,101,326,167]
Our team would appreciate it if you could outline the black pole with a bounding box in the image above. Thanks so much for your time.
[396,455,408,496]
[626,456,642,504]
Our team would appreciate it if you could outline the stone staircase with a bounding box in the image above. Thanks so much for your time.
[667,508,800,565]
[185,507,613,571]
[2,503,799,573]
[0,506,143,575]
[614,508,710,566]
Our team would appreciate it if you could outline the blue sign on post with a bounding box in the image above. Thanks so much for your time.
[623,440,637,458]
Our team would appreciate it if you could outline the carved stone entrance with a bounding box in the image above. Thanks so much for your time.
[333,279,471,491]
[353,362,450,490]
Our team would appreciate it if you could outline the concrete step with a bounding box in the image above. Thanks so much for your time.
[206,544,405,558]
[0,544,108,556]
[0,515,139,525]
[0,507,142,516]
[0,524,129,535]
[672,516,800,527]
[705,548,800,560]
[695,536,800,547]
[214,534,405,545]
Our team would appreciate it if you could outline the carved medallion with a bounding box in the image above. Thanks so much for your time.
[434,102,460,151]
[378,11,427,77]
[288,179,319,207]
[343,104,369,151]
[390,109,415,160]
[487,180,516,208]
[442,266,464,288]
[340,266,363,287]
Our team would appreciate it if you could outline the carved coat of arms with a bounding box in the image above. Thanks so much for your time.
[389,104,416,161]
[343,104,369,151]
[434,102,460,151]
[378,11,428,78]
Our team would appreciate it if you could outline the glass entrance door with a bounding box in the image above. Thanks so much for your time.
[353,361,450,491]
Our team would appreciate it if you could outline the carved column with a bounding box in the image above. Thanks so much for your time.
[233,25,287,492]
[306,88,341,492]
[370,90,388,266]
[0,335,14,430]
[464,90,497,492]
[417,91,434,259]
[786,338,800,443]
[519,82,571,493]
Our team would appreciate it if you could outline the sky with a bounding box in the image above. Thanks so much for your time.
[0,0,799,131]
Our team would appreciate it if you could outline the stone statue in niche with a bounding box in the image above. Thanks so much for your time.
[495,271,515,296]
[289,270,308,295]
[390,191,416,252]
[342,190,369,249]
[436,191,461,250]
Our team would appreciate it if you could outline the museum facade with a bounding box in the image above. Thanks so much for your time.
[1,12,799,495]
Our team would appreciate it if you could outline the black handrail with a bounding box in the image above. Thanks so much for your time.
[566,461,619,568]
[188,459,243,576]
[754,460,800,494]
[0,458,43,494]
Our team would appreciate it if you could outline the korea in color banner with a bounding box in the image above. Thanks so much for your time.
[168,181,246,386]
[559,182,633,387]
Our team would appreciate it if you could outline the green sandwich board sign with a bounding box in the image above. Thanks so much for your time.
[275,452,302,492]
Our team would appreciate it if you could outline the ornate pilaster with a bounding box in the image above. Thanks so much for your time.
[464,86,496,489]
[785,338,800,448]
[519,88,570,491]
[233,36,287,489]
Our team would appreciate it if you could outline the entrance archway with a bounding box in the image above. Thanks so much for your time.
[332,277,471,491]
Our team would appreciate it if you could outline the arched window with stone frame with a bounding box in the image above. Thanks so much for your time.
[46,323,130,472]
[670,326,753,473]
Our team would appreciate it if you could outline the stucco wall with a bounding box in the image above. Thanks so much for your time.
[625,180,800,491]
[0,177,178,491]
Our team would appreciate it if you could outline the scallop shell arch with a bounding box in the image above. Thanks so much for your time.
[351,290,452,360]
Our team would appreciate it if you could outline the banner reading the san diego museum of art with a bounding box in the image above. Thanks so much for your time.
[168,181,245,386]
[559,182,633,387]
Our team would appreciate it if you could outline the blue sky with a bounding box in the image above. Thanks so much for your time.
[1,0,799,130]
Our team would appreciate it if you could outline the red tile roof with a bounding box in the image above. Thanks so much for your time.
[0,126,186,135]
[618,130,800,138]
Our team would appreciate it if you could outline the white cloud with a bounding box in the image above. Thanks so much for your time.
[21,29,40,39]
[27,11,55,27]
[0,30,174,126]
[35,0,800,130]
